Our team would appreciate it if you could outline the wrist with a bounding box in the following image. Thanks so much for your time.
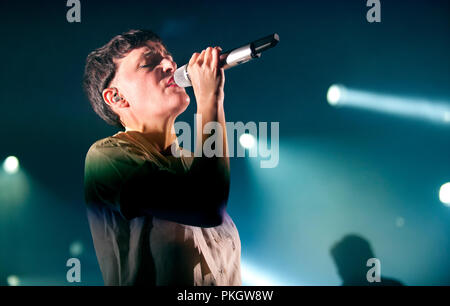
[197,97,219,112]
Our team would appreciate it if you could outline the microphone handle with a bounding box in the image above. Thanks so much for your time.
[220,33,279,70]
[174,33,279,87]
[218,45,260,70]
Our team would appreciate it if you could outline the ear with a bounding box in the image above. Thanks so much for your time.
[102,87,128,109]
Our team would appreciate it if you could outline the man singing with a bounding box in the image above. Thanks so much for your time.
[82,29,241,285]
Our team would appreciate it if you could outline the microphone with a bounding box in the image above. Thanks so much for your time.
[174,33,280,88]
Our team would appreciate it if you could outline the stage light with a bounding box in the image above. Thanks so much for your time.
[241,260,281,285]
[327,84,344,105]
[439,182,450,206]
[445,111,450,122]
[7,275,20,286]
[69,241,84,257]
[3,156,19,174]
[326,84,450,124]
[239,133,256,149]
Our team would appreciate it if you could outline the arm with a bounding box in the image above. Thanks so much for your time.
[84,144,228,227]
[119,153,229,227]
[190,46,229,172]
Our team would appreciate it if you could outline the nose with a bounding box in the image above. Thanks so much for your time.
[161,57,177,74]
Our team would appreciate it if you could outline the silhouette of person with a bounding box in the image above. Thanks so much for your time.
[330,234,403,286]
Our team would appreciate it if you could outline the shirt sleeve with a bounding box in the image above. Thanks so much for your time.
[84,139,229,227]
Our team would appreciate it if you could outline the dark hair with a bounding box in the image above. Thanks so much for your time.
[83,29,165,128]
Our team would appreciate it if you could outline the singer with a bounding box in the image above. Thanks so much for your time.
[82,29,241,285]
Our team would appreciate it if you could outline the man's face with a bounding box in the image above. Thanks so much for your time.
[111,41,190,124]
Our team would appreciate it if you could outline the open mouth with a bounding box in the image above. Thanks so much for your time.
[166,76,178,87]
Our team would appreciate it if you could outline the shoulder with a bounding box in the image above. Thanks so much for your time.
[87,134,143,157]
[84,134,150,179]
[86,134,148,164]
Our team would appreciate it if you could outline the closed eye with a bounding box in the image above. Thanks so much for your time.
[139,59,161,70]
[139,51,173,70]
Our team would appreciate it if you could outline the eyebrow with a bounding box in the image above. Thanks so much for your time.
[142,48,173,60]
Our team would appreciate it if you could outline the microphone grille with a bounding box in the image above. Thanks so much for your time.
[174,65,192,88]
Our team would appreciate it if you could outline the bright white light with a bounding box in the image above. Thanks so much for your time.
[241,261,280,285]
[240,259,299,285]
[239,133,256,149]
[326,84,450,124]
[439,182,450,206]
[7,275,20,286]
[3,156,19,174]
[327,84,342,105]
[444,112,450,122]
[69,241,84,257]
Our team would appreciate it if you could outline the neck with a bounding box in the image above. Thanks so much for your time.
[124,118,177,153]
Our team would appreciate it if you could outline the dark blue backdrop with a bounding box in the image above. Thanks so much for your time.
[0,0,449,285]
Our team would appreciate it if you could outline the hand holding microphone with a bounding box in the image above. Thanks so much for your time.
[185,34,279,170]
[187,46,225,108]
[174,33,280,88]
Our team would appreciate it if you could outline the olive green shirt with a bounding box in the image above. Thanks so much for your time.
[84,131,241,285]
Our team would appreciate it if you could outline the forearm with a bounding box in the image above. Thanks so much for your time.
[218,102,230,171]
[194,101,230,203]
[117,158,226,227]
[184,46,230,224]
[196,101,229,169]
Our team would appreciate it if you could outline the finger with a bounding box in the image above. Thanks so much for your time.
[189,52,200,66]
[197,49,206,66]
[204,47,213,67]
[211,47,219,69]
[188,53,200,76]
